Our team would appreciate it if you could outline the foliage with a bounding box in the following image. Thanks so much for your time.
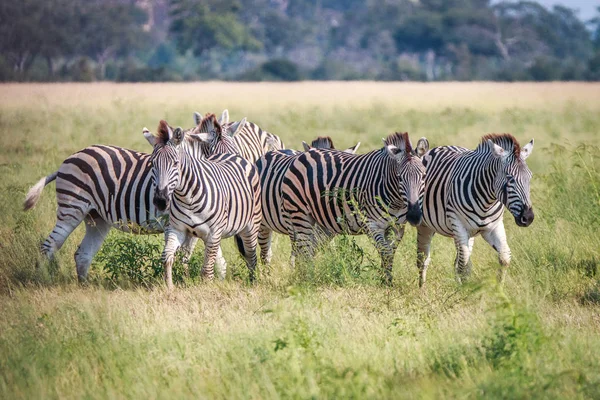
[94,233,203,287]
[1,0,599,81]
[169,0,260,57]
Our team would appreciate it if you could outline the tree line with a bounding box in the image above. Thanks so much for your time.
[1,0,599,82]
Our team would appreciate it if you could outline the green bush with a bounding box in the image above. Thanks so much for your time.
[94,233,203,286]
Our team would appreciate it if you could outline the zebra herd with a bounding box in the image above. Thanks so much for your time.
[24,110,535,288]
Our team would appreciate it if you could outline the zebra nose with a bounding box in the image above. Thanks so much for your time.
[153,190,170,212]
[517,207,534,227]
[406,202,422,226]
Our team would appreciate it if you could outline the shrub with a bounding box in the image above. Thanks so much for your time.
[94,233,202,286]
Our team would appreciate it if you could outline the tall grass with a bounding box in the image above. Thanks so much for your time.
[1,82,599,399]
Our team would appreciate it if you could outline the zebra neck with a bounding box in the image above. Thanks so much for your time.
[379,154,403,209]
[468,155,503,210]
[174,151,207,203]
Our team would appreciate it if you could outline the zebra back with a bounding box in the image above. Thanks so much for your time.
[257,137,361,235]
[281,132,425,235]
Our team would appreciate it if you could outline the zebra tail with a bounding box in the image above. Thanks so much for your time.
[23,172,58,211]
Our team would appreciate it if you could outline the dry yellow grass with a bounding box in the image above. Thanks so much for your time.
[1,81,599,111]
[1,82,599,399]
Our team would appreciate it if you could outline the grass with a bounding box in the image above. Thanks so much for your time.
[1,82,600,399]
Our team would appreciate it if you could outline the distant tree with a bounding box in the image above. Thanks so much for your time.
[75,0,149,79]
[169,0,261,56]
[0,0,46,75]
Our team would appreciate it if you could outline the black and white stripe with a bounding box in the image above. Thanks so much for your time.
[256,136,360,265]
[416,134,535,286]
[194,109,284,162]
[23,113,241,282]
[280,132,427,283]
[146,120,262,288]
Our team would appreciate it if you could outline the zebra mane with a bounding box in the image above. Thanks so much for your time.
[384,132,413,154]
[480,133,521,157]
[156,120,172,144]
[310,136,335,149]
[197,113,223,138]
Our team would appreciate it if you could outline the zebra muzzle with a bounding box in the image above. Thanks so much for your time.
[153,190,170,212]
[516,207,534,227]
[406,202,422,226]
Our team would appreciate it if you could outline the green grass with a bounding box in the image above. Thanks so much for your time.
[1,82,600,399]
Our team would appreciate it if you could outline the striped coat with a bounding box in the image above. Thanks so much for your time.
[256,136,360,264]
[146,120,261,288]
[194,109,284,162]
[281,132,428,283]
[23,113,243,282]
[416,134,535,286]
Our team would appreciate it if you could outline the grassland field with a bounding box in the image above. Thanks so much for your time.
[0,82,599,399]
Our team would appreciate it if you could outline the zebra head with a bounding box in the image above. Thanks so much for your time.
[487,134,535,227]
[143,120,186,212]
[302,136,361,154]
[191,112,245,157]
[383,133,427,226]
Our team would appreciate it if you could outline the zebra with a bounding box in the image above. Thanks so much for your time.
[416,133,535,287]
[23,113,245,282]
[281,132,429,283]
[256,136,361,265]
[194,109,285,162]
[144,120,262,288]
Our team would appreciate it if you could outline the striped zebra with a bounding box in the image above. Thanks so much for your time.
[145,120,261,288]
[194,109,285,162]
[281,132,428,283]
[23,113,244,282]
[256,136,361,265]
[416,133,534,287]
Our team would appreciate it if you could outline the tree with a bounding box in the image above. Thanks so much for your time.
[75,0,149,79]
[169,0,260,57]
[0,0,46,75]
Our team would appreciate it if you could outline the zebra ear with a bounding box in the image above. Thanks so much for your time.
[302,141,311,151]
[189,132,210,144]
[520,139,534,160]
[488,139,509,161]
[194,112,203,126]
[385,144,404,158]
[219,109,230,125]
[416,137,429,158]
[344,142,360,154]
[142,128,157,147]
[227,118,246,136]
[171,127,185,145]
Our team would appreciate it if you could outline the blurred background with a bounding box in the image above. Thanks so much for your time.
[1,0,599,82]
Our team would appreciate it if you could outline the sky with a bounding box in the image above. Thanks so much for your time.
[495,0,598,21]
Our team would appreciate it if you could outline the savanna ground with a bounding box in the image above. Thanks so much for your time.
[1,82,599,399]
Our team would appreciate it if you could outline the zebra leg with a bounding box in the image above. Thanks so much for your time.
[452,227,472,284]
[286,215,316,265]
[180,236,199,278]
[74,216,111,283]
[481,222,511,284]
[215,246,227,280]
[235,231,259,283]
[258,225,273,265]
[201,238,222,281]
[370,225,396,285]
[40,206,88,262]
[163,229,186,290]
[416,225,435,288]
